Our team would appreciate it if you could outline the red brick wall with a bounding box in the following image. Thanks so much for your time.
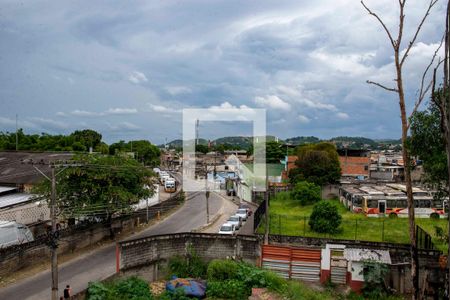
[339,156,370,177]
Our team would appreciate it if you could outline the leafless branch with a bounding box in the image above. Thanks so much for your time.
[400,0,439,66]
[366,80,399,92]
[408,37,444,113]
[361,1,396,49]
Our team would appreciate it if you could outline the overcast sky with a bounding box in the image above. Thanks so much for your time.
[0,0,446,144]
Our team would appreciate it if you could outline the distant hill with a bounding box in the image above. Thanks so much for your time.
[214,136,253,149]
[285,136,320,145]
[328,136,378,149]
[165,135,401,150]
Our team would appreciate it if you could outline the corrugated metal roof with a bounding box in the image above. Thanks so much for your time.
[0,151,73,184]
[0,193,35,209]
[0,186,17,194]
[344,248,391,264]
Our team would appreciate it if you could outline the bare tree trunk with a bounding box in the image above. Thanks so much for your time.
[361,1,440,298]
[396,53,419,300]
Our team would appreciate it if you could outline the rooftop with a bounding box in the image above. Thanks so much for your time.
[0,151,73,185]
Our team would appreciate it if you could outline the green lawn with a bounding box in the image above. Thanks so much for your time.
[259,192,448,252]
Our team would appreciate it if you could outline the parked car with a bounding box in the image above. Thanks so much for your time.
[235,208,248,221]
[218,223,236,235]
[239,204,253,216]
[226,215,242,230]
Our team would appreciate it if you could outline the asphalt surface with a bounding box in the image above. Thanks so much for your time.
[0,190,224,300]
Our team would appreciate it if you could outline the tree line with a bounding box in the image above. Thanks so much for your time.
[0,129,161,166]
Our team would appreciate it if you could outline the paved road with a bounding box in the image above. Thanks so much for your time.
[0,191,224,300]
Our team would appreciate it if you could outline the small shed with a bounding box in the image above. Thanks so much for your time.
[344,248,391,293]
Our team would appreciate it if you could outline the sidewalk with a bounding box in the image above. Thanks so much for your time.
[200,191,238,233]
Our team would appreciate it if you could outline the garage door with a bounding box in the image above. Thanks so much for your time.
[262,245,321,282]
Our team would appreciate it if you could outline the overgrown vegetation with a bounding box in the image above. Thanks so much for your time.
[361,261,390,299]
[167,247,207,279]
[87,258,405,300]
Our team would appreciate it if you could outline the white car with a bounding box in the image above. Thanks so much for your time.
[226,215,242,230]
[235,208,248,221]
[218,223,236,235]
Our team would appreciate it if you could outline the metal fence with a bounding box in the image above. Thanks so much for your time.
[416,225,435,250]
[264,214,441,246]
[253,198,266,232]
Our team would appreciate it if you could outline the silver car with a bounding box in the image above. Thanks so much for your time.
[235,208,248,221]
[218,223,235,235]
[226,215,242,230]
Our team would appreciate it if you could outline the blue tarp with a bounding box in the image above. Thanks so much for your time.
[166,276,206,298]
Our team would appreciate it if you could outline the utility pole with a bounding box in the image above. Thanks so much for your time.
[146,197,149,223]
[264,154,269,245]
[204,162,210,223]
[50,166,58,300]
[15,114,18,151]
[32,162,79,300]
[32,164,60,300]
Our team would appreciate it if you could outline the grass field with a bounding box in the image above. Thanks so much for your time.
[258,192,448,252]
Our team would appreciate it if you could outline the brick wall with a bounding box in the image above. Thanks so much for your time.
[339,156,370,177]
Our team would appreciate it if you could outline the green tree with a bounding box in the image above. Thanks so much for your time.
[70,129,102,150]
[131,140,161,166]
[109,140,160,166]
[410,103,447,196]
[290,142,341,186]
[291,181,321,206]
[33,154,154,221]
[196,144,209,154]
[308,201,342,234]
[266,141,284,163]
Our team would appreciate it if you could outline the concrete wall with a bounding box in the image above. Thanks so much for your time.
[118,233,260,281]
[321,184,339,200]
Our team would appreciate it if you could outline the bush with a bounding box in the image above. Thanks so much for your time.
[361,261,389,299]
[236,263,286,293]
[207,259,239,281]
[291,181,321,205]
[308,201,342,234]
[206,280,249,300]
[86,277,153,300]
[157,288,191,300]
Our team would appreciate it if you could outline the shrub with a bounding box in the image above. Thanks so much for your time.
[86,277,153,300]
[207,259,239,281]
[157,288,191,300]
[308,200,342,234]
[290,181,321,205]
[206,280,248,300]
[167,248,207,278]
[114,276,153,300]
[236,263,286,293]
[361,261,389,299]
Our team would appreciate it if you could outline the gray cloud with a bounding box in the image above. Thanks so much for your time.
[0,0,446,143]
